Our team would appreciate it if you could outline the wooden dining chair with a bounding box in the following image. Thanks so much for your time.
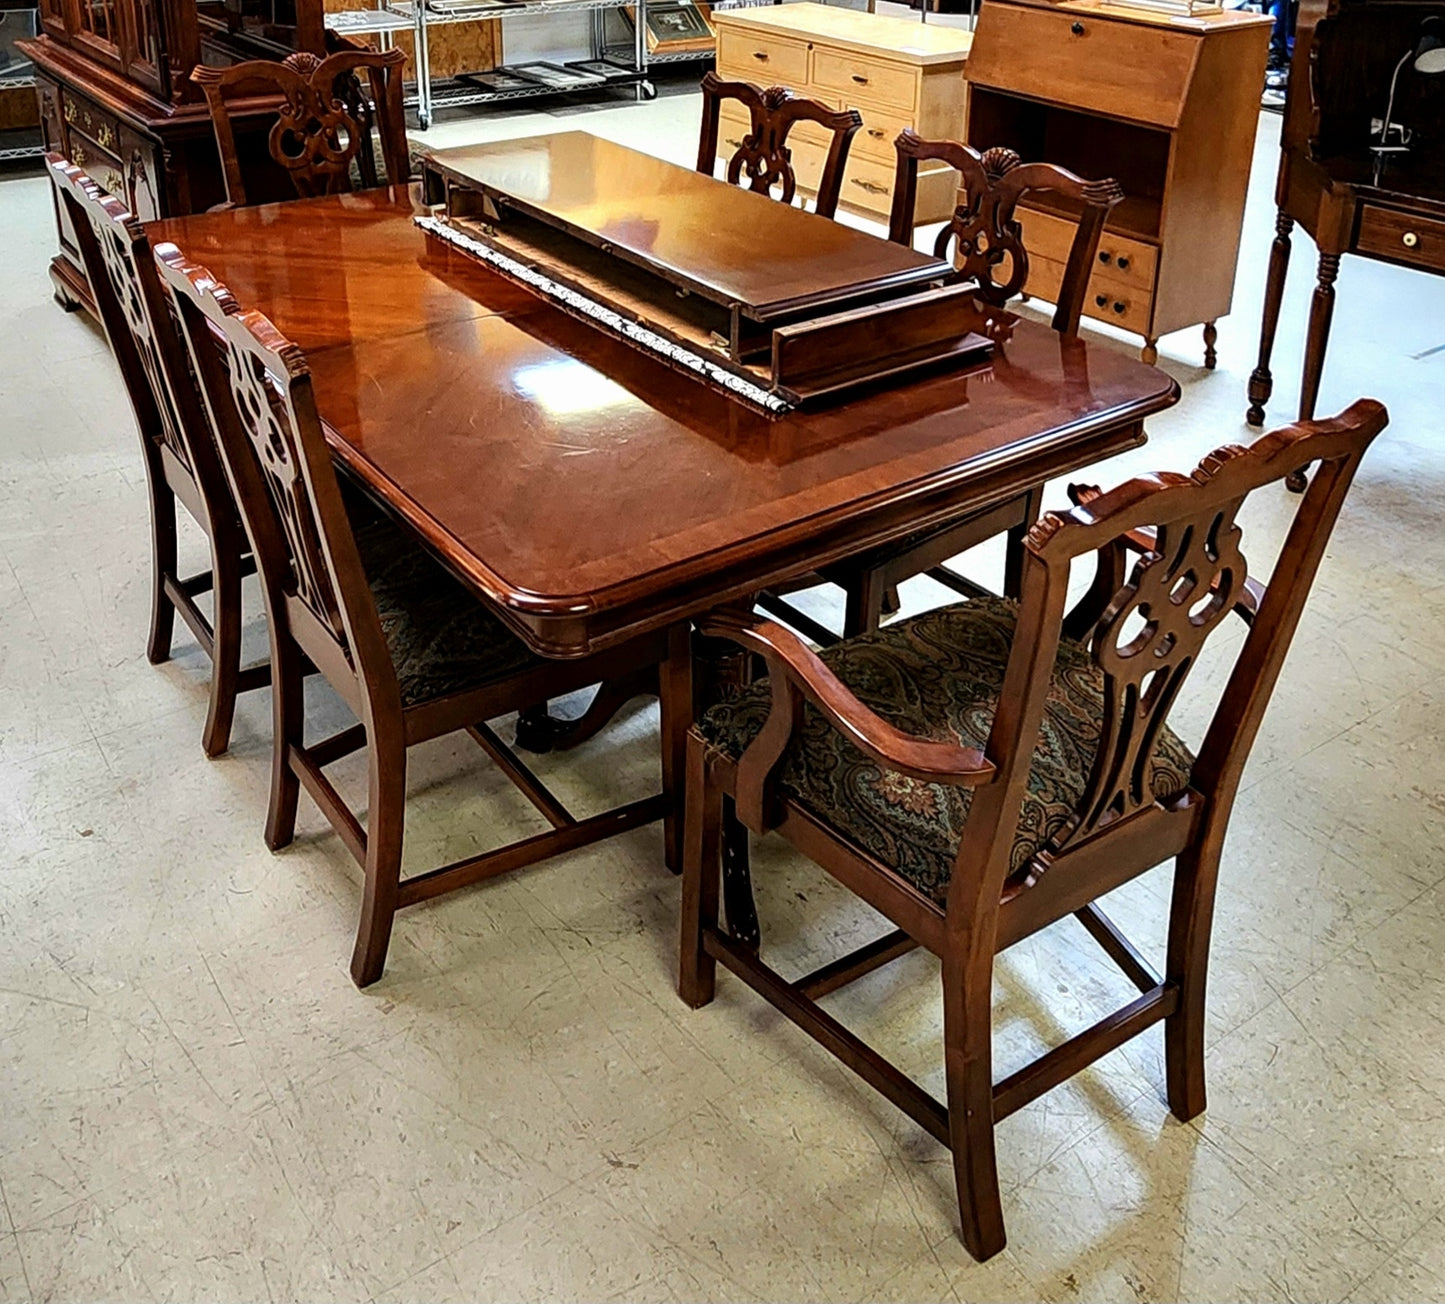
[679,399,1387,1259]
[47,154,267,757]
[792,131,1127,641]
[154,245,673,988]
[192,47,410,208]
[696,71,862,220]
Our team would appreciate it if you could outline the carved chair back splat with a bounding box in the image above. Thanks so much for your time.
[154,247,673,988]
[887,128,1124,337]
[192,48,410,208]
[45,153,266,757]
[678,399,1388,1261]
[696,71,862,220]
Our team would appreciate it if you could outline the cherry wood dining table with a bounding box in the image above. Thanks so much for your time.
[145,166,1180,870]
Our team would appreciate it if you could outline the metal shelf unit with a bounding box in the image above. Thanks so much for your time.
[326,0,716,128]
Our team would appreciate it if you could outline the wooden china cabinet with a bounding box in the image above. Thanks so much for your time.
[19,0,326,313]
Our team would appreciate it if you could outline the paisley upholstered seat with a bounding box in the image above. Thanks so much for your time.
[352,508,539,707]
[697,597,1195,906]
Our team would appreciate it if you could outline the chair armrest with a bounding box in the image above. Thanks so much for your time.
[1067,483,1265,624]
[699,611,997,787]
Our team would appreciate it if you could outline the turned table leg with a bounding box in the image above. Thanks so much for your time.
[1247,209,1294,427]
[1288,249,1342,492]
[1142,338,1159,366]
[1203,321,1218,370]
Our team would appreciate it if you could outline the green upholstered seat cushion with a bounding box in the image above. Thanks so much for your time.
[351,505,539,707]
[696,598,1195,906]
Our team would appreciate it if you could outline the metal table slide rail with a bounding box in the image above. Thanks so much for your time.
[326,0,713,129]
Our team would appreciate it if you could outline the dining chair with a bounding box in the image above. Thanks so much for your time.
[47,154,267,757]
[154,245,673,988]
[192,47,410,208]
[679,399,1387,1259]
[763,130,1126,642]
[696,71,862,220]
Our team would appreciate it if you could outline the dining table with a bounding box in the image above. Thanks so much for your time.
[144,132,1182,874]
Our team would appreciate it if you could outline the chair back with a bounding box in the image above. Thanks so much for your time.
[46,153,234,524]
[952,400,1388,914]
[886,129,1123,336]
[192,48,409,208]
[153,245,398,711]
[696,72,862,220]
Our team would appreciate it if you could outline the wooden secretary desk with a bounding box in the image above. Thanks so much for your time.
[19,0,327,313]
[964,0,1271,366]
[1246,0,1445,434]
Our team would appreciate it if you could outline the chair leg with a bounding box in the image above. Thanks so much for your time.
[942,955,1006,1261]
[678,735,722,1008]
[146,478,178,665]
[264,637,305,851]
[351,732,407,988]
[1164,842,1221,1122]
[200,531,245,758]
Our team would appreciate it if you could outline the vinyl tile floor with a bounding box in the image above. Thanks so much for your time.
[1,93,1443,1303]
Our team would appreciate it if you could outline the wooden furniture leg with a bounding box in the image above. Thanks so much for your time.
[1142,339,1159,366]
[679,734,721,1008]
[1002,485,1045,600]
[264,638,306,851]
[352,728,407,988]
[1202,321,1218,371]
[200,529,245,758]
[1288,250,1341,492]
[943,954,1006,1260]
[145,473,179,666]
[659,622,694,875]
[721,796,759,948]
[1163,839,1219,1121]
[1247,210,1294,427]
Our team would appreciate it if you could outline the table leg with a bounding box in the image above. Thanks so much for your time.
[1289,249,1341,493]
[1247,209,1294,427]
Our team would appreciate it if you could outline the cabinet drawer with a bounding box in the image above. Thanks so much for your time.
[61,90,124,156]
[840,150,898,213]
[1027,255,1152,335]
[1017,206,1158,294]
[967,3,1198,128]
[812,48,917,112]
[846,101,913,162]
[1357,205,1445,272]
[717,29,809,85]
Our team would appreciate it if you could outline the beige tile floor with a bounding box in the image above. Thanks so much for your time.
[1,90,1443,1303]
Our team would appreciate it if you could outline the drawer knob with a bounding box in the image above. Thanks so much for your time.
[1071,20,1085,34]
[1403,231,1420,248]
[868,128,885,138]
[1095,293,1108,307]
[1098,251,1112,265]
[852,73,869,84]
[852,178,889,195]
[1112,300,1126,314]
[1117,254,1130,270]
[752,50,768,60]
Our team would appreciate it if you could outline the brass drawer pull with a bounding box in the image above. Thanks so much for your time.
[851,178,889,194]
[852,73,869,84]
[867,128,885,138]
[1403,231,1420,248]
[97,122,116,150]
[752,50,768,60]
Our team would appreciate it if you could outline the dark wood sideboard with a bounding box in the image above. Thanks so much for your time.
[1247,0,1445,432]
[20,0,326,314]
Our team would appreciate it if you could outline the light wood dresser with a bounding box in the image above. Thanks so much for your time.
[709,3,970,225]
[965,0,1271,365]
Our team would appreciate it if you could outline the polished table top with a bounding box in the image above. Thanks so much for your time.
[148,179,1179,656]
[422,132,947,318]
